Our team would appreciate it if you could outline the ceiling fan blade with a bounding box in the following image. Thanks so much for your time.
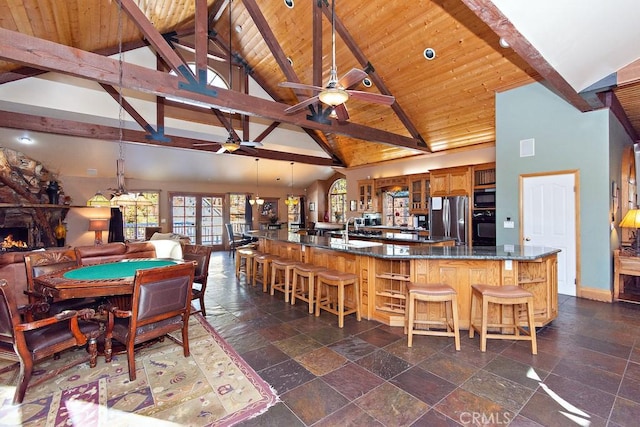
[216,146,226,154]
[279,81,324,92]
[239,140,263,147]
[334,103,349,122]
[339,68,368,89]
[284,96,321,114]
[346,90,395,105]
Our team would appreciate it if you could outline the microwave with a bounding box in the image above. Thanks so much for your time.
[473,188,496,208]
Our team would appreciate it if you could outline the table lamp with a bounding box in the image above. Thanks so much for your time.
[619,208,640,254]
[89,218,109,245]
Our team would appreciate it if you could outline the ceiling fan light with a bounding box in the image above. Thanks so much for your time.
[220,141,241,152]
[318,88,349,106]
[86,191,111,207]
[257,198,265,205]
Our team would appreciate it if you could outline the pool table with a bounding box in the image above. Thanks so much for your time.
[33,259,181,300]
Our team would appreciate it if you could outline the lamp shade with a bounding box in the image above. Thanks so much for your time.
[318,88,349,106]
[88,218,109,231]
[620,209,640,228]
[86,191,110,207]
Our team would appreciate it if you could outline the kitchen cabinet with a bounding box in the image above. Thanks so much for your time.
[357,179,376,212]
[430,166,471,196]
[409,174,430,213]
[473,163,496,190]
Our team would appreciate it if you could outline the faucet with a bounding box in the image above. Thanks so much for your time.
[344,217,358,243]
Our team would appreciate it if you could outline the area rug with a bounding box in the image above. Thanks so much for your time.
[0,314,278,426]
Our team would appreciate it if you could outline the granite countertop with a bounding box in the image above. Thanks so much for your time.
[330,230,450,244]
[251,230,561,260]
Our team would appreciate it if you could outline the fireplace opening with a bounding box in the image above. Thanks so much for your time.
[1,227,30,251]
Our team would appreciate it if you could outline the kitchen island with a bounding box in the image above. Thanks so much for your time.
[251,230,560,329]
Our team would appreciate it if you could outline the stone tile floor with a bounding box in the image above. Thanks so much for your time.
[199,251,640,426]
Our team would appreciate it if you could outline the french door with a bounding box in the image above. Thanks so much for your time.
[170,193,224,250]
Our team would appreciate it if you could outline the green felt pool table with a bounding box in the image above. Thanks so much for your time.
[34,259,183,300]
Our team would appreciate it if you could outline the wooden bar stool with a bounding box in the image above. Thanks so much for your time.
[270,258,303,302]
[405,283,460,350]
[469,284,537,354]
[316,269,361,328]
[235,247,259,281]
[292,263,327,314]
[253,253,279,292]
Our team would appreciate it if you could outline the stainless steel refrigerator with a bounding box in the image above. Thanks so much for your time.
[429,196,468,245]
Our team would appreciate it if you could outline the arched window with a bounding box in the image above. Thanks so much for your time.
[328,178,347,223]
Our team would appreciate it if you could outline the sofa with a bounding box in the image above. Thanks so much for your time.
[0,241,166,307]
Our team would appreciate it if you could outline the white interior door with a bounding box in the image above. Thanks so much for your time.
[522,173,577,296]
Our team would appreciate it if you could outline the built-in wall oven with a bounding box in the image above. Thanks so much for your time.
[472,210,496,246]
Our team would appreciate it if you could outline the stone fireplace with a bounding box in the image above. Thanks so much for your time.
[1,147,70,249]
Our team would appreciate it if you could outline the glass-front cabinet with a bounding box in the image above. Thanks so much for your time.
[357,179,375,212]
[409,174,430,213]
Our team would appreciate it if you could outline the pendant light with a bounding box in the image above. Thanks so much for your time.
[284,162,298,205]
[108,2,151,208]
[249,158,264,206]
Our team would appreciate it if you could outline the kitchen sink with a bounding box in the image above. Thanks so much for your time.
[340,239,384,248]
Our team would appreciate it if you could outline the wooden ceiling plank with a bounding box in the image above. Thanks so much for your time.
[320,2,427,149]
[617,59,640,87]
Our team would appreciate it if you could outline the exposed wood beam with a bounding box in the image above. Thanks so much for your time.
[321,2,428,149]
[194,0,209,74]
[0,110,337,166]
[461,0,592,112]
[0,27,425,151]
[117,0,192,80]
[99,83,159,136]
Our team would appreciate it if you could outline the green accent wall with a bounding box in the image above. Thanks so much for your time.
[496,82,630,292]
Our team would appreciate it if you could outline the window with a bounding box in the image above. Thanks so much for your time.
[121,191,160,241]
[230,194,250,234]
[171,193,224,246]
[383,190,410,226]
[329,178,347,223]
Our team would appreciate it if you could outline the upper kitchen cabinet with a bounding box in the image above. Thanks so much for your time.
[430,166,471,197]
[409,174,430,213]
[357,179,376,212]
[473,163,496,190]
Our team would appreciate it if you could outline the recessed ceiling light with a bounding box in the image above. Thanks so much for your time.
[284,0,294,9]
[18,136,33,144]
[499,37,510,48]
[287,56,293,66]
[362,77,372,87]
[235,25,242,33]
[423,48,436,60]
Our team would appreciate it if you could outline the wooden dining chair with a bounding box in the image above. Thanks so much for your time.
[182,244,213,316]
[104,262,195,381]
[24,249,96,319]
[226,223,252,258]
[0,279,100,404]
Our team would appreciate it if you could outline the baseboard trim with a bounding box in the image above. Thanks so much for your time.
[579,287,612,303]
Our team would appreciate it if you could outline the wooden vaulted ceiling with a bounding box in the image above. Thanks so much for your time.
[0,0,638,170]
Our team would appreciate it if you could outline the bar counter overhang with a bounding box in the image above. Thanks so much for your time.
[249,230,560,329]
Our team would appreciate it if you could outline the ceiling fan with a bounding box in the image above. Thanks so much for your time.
[279,0,395,121]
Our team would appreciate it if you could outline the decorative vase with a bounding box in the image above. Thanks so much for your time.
[46,181,60,204]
